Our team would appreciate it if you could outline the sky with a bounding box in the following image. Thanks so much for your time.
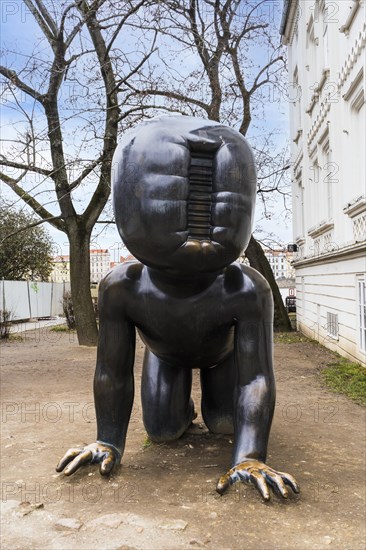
[0,0,293,255]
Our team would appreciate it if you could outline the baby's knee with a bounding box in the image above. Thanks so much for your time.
[202,412,234,435]
[145,423,185,443]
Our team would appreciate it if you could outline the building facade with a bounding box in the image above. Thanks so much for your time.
[50,255,70,283]
[281,0,366,364]
[90,249,111,282]
[263,246,296,280]
[51,249,112,284]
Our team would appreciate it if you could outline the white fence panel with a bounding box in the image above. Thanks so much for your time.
[0,280,70,320]
[51,282,69,317]
[28,282,52,318]
[1,280,30,320]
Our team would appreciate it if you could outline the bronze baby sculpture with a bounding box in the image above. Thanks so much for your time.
[56,116,299,501]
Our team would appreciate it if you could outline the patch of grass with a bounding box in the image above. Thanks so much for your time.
[6,334,24,342]
[50,324,75,332]
[274,331,312,344]
[321,358,366,406]
[142,434,153,449]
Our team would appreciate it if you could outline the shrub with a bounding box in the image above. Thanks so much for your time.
[0,309,13,339]
[62,291,76,330]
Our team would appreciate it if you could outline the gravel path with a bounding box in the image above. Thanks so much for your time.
[1,329,365,549]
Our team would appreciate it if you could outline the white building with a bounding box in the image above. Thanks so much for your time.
[90,249,110,282]
[281,0,366,364]
[262,246,296,280]
[50,255,70,283]
[51,249,111,284]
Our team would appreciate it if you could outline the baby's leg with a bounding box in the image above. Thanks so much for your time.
[141,349,194,442]
[200,354,235,434]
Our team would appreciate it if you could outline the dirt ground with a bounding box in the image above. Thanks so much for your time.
[1,327,365,550]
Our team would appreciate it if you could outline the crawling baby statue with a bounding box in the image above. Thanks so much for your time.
[56,116,299,501]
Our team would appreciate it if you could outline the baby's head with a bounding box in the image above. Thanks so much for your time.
[112,116,256,275]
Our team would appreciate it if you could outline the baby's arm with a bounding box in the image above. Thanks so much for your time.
[57,272,136,476]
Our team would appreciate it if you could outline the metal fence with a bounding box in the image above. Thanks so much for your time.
[0,280,71,320]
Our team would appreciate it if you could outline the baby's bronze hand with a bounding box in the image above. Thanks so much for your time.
[56,442,120,476]
[217,459,300,501]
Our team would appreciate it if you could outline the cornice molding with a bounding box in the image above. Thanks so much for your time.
[293,241,366,268]
[337,22,366,90]
[343,195,366,217]
[280,0,300,45]
[293,128,303,144]
[339,0,361,36]
[307,101,331,146]
[308,220,334,239]
[293,150,304,174]
[295,236,306,246]
[306,22,365,146]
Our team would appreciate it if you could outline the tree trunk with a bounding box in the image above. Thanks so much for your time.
[245,236,292,332]
[68,225,98,346]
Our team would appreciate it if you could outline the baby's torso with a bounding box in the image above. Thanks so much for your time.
[125,264,237,368]
[136,291,235,368]
[107,260,262,369]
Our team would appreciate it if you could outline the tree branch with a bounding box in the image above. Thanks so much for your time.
[23,0,56,49]
[69,155,103,191]
[258,165,291,181]
[249,56,284,95]
[188,0,210,67]
[115,34,158,94]
[105,0,147,57]
[1,216,63,242]
[126,85,210,113]
[34,0,58,35]
[0,66,45,103]
[77,0,119,229]
[0,171,65,232]
[117,104,192,122]
[0,159,52,177]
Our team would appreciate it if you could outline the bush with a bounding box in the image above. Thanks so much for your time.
[0,309,13,339]
[62,291,76,330]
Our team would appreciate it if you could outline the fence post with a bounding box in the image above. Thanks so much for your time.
[50,281,54,317]
[1,278,4,311]
[27,280,32,319]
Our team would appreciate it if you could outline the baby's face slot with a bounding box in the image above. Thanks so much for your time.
[186,146,217,242]
[112,116,257,275]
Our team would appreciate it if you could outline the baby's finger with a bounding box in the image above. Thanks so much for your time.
[64,450,93,476]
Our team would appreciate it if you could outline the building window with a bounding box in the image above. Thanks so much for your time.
[326,312,339,340]
[358,277,366,353]
[295,171,304,239]
[306,13,318,79]
[293,66,301,134]
[353,213,366,242]
[322,141,335,220]
[321,1,329,69]
[313,236,321,256]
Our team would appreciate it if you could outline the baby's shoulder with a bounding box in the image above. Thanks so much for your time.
[224,262,271,295]
[100,260,144,298]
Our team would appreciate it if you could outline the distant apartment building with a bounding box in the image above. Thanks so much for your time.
[90,249,110,282]
[51,249,112,283]
[263,246,295,280]
[281,0,366,364]
[51,255,70,283]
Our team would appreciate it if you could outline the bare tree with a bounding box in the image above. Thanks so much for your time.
[124,0,292,330]
[1,0,292,340]
[0,0,157,344]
